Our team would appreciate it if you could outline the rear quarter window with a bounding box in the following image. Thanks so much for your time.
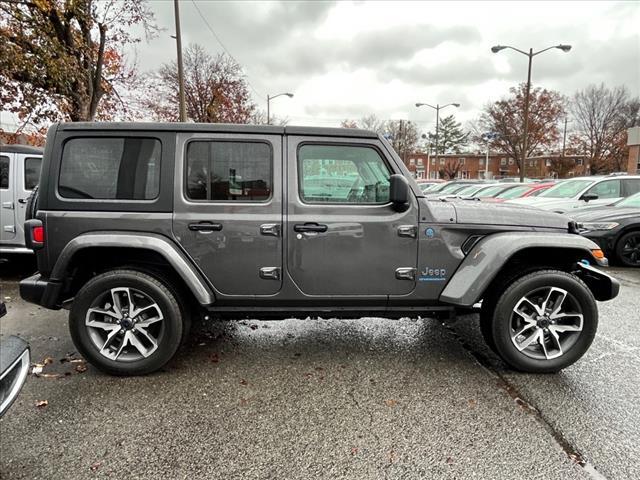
[24,157,42,190]
[0,156,8,189]
[59,137,161,200]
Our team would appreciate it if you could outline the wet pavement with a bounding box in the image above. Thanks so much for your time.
[0,259,638,479]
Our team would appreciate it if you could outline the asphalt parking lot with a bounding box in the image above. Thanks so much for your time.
[0,259,638,480]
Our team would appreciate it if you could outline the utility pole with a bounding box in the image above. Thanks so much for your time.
[174,0,187,122]
[520,49,533,183]
[561,117,568,158]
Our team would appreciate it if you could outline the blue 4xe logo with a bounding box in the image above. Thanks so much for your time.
[419,267,447,282]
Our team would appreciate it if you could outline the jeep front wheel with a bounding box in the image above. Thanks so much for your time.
[485,270,598,373]
[69,269,184,376]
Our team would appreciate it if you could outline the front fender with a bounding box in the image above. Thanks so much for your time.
[439,232,607,306]
[50,232,215,305]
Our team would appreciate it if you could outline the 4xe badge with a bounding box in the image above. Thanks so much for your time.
[419,266,447,282]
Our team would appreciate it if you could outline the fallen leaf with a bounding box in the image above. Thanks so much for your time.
[209,353,220,363]
[314,367,324,371]
[239,378,248,386]
[90,461,102,472]
[43,357,54,365]
[351,447,359,456]
[468,399,477,408]
[75,364,88,373]
[37,373,63,379]
[385,399,398,407]
[35,400,48,408]
[31,364,44,375]
[446,457,454,465]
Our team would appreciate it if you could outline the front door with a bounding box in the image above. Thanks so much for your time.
[173,133,283,296]
[286,137,419,296]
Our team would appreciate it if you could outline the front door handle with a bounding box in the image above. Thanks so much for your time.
[18,198,28,204]
[294,223,328,233]
[188,222,223,232]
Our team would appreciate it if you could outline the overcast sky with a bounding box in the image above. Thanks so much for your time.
[132,0,638,132]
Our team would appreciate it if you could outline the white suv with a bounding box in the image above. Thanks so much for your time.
[507,175,640,213]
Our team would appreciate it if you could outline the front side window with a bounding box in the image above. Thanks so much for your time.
[59,137,160,200]
[298,144,390,204]
[0,156,8,189]
[186,141,271,201]
[24,157,42,190]
[586,180,621,199]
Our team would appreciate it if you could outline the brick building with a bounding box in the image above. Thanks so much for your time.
[404,151,587,180]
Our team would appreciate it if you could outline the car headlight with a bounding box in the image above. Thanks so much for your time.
[578,222,620,232]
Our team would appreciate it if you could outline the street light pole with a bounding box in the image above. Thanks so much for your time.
[173,0,187,122]
[267,92,294,125]
[415,101,460,166]
[491,44,571,182]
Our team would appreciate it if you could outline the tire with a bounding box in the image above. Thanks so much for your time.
[487,270,597,373]
[69,269,184,376]
[615,231,640,268]
[25,185,39,220]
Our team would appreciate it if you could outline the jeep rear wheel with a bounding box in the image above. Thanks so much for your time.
[69,269,184,376]
[486,270,597,373]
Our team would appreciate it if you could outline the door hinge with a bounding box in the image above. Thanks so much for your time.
[397,225,417,238]
[2,201,14,210]
[259,267,281,280]
[260,223,280,237]
[3,225,16,233]
[395,267,416,280]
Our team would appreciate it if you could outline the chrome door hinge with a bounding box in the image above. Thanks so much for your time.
[260,224,281,237]
[259,267,281,280]
[397,225,417,238]
[395,267,416,280]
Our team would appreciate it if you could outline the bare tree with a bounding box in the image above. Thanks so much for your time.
[142,44,255,123]
[359,114,386,134]
[571,84,640,173]
[384,120,420,160]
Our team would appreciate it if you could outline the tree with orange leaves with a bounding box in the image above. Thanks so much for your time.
[0,0,156,125]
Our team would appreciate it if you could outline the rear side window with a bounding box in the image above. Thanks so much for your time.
[0,156,8,189]
[586,179,621,199]
[623,178,640,196]
[298,144,390,204]
[59,138,161,200]
[24,157,42,190]
[185,141,272,201]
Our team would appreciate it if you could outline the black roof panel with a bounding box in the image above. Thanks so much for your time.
[55,122,378,138]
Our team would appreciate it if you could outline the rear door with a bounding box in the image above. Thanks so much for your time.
[582,179,623,207]
[1,154,16,243]
[173,133,283,296]
[286,136,419,297]
[14,154,42,246]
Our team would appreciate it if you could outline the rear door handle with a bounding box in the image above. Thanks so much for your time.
[188,222,223,232]
[294,223,328,233]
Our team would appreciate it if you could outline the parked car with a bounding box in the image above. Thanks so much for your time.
[471,183,523,199]
[485,182,556,203]
[0,144,43,254]
[425,180,488,198]
[508,175,640,213]
[421,179,478,195]
[0,301,30,418]
[572,193,640,267]
[416,179,444,193]
[20,122,619,376]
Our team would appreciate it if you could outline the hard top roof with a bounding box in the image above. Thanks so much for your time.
[0,143,44,155]
[56,122,379,139]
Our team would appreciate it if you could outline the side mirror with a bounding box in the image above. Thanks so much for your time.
[581,193,598,202]
[389,174,410,211]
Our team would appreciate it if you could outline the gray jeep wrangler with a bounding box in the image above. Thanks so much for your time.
[19,122,619,376]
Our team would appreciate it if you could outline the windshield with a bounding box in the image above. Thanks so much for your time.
[473,185,507,197]
[617,192,640,208]
[495,184,532,199]
[538,179,594,198]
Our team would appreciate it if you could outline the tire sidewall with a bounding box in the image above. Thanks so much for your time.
[69,270,183,376]
[492,271,598,373]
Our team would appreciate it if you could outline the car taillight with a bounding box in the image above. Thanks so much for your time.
[32,226,44,243]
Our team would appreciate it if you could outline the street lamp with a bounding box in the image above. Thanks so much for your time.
[267,92,294,125]
[415,102,460,163]
[491,44,572,182]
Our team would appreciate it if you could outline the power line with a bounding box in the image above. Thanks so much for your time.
[189,0,264,101]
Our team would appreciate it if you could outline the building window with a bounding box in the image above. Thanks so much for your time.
[409,158,416,165]
[417,158,423,166]
[458,157,465,165]
[501,158,507,166]
[439,158,445,165]
[508,158,514,166]
[479,158,485,165]
[431,158,436,165]
[576,159,584,166]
